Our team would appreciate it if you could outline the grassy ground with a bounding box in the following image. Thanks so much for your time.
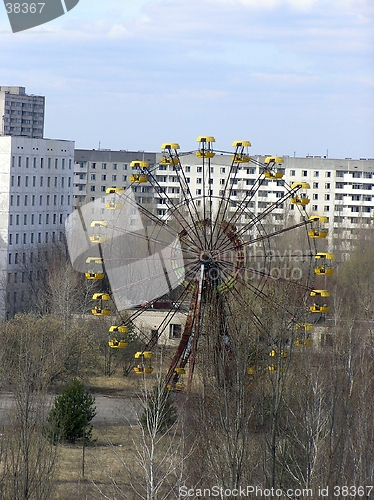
[54,373,159,499]
[55,425,136,499]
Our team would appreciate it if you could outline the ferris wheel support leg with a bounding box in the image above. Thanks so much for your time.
[186,264,205,391]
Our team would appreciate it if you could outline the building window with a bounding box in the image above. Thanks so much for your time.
[312,205,318,211]
[55,158,58,169]
[112,175,117,181]
[91,186,96,192]
[91,174,96,180]
[169,324,182,339]
[302,170,307,177]
[324,206,330,212]
[313,182,319,189]
[91,162,96,169]
[325,183,330,189]
[314,171,319,177]
[325,171,331,178]
[325,194,330,200]
[313,194,318,200]
[113,163,117,170]
[102,163,107,170]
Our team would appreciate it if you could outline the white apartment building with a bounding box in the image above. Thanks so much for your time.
[0,86,45,138]
[0,136,74,318]
[73,147,374,258]
[151,153,374,255]
[73,149,158,209]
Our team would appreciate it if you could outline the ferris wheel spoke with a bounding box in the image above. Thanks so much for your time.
[145,170,207,249]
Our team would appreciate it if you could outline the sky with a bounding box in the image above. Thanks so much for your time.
[1,0,373,159]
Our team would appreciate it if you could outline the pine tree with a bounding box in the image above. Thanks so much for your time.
[47,378,96,444]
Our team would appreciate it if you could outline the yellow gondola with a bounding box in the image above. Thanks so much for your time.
[130,160,149,183]
[134,351,153,374]
[294,323,314,347]
[232,140,251,163]
[310,304,329,313]
[269,349,288,358]
[295,338,313,346]
[106,187,124,194]
[92,307,111,316]
[160,143,181,165]
[196,136,215,158]
[308,215,328,238]
[314,252,334,275]
[90,220,108,228]
[109,325,129,334]
[290,182,310,205]
[90,234,108,244]
[108,338,128,349]
[310,290,330,297]
[105,187,124,210]
[91,292,111,316]
[85,271,105,280]
[92,293,111,301]
[85,257,105,280]
[264,156,284,179]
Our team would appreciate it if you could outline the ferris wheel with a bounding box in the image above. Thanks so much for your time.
[66,136,333,390]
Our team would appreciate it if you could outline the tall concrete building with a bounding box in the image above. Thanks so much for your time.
[0,86,45,138]
[73,149,158,209]
[73,147,374,257]
[0,136,74,318]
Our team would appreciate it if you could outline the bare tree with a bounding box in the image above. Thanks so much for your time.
[0,314,59,500]
[95,375,194,500]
